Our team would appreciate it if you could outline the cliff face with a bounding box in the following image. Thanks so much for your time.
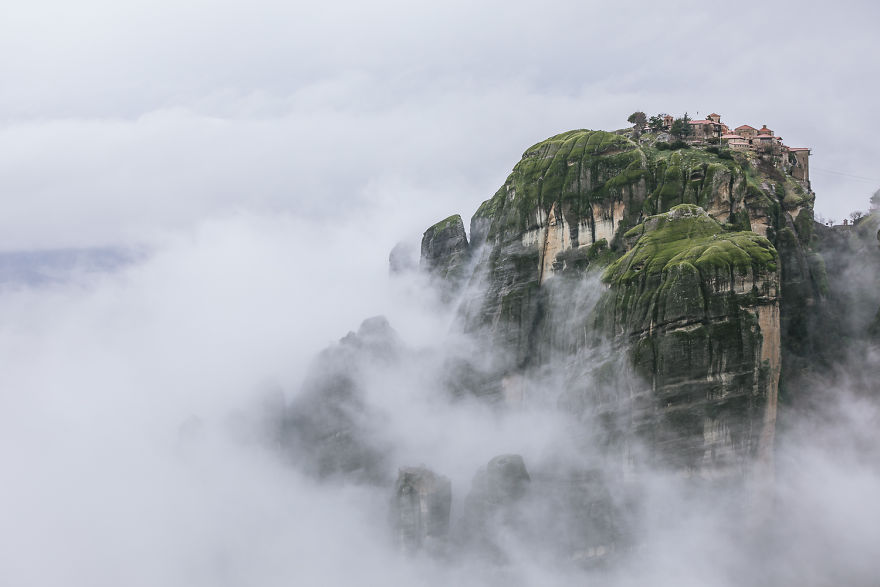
[420,214,470,284]
[280,316,401,484]
[422,129,818,477]
[460,131,648,365]
[599,205,780,475]
[788,211,880,399]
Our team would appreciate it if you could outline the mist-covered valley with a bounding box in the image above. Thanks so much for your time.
[1,195,877,586]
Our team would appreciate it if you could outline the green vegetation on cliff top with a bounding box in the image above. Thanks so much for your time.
[474,130,645,237]
[603,204,778,286]
[471,128,812,245]
[425,214,465,235]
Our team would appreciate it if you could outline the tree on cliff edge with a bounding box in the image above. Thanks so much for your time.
[628,111,647,139]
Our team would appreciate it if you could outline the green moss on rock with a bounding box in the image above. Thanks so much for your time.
[603,205,778,288]
[472,130,646,241]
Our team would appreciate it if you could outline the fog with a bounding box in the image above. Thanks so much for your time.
[0,202,877,586]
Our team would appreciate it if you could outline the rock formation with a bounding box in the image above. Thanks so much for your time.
[420,214,470,286]
[421,129,818,479]
[460,455,532,561]
[391,467,452,555]
[277,123,880,571]
[280,316,400,484]
[599,204,780,476]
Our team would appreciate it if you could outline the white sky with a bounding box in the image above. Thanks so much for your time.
[2,0,878,249]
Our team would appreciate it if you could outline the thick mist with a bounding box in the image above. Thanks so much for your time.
[2,204,878,586]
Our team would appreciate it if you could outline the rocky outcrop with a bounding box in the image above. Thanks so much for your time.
[419,128,817,478]
[788,212,880,397]
[459,131,648,366]
[420,214,470,285]
[280,316,400,484]
[599,205,780,476]
[458,455,620,564]
[461,455,532,560]
[391,467,452,555]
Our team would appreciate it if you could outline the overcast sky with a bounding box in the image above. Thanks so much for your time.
[2,0,879,250]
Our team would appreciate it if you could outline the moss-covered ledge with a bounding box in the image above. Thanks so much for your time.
[600,205,779,335]
[604,204,778,286]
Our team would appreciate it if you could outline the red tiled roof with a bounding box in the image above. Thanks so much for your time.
[735,125,756,130]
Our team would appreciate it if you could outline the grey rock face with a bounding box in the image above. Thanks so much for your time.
[597,206,781,477]
[484,455,531,503]
[420,214,470,284]
[461,455,531,560]
[281,316,401,484]
[391,467,452,555]
[460,455,621,565]
[539,469,618,566]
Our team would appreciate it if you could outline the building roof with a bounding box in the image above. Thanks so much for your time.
[789,147,811,152]
[689,119,719,125]
[721,134,744,139]
[735,124,757,130]
[708,113,720,117]
[758,125,773,134]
